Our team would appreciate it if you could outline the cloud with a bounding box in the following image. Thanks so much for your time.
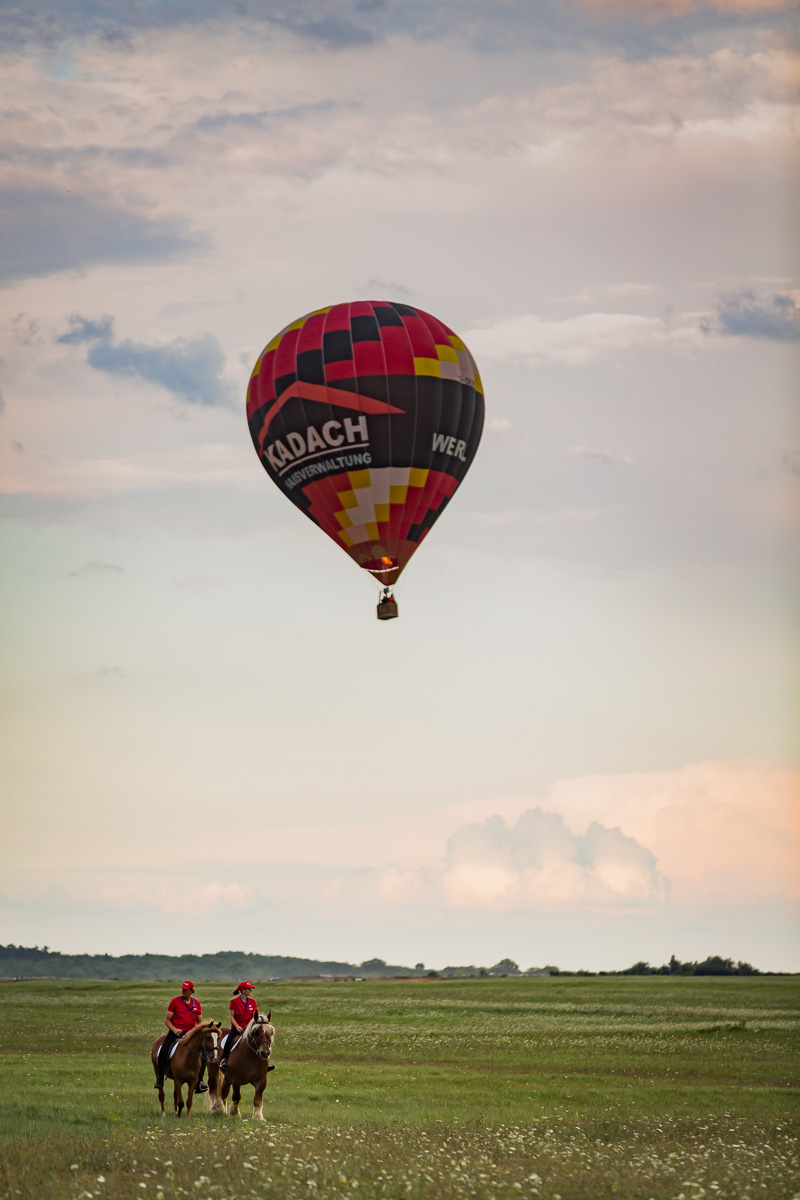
[709,291,800,341]
[326,809,668,913]
[579,0,795,12]
[190,99,338,135]
[67,560,123,577]
[277,14,376,48]
[0,2,379,50]
[519,760,800,906]
[437,810,668,910]
[468,310,703,366]
[0,443,256,499]
[560,283,661,303]
[159,882,252,916]
[58,316,114,345]
[98,879,253,915]
[365,280,413,299]
[172,574,225,592]
[250,761,798,914]
[485,417,513,436]
[0,189,199,285]
[57,316,235,408]
[566,445,634,464]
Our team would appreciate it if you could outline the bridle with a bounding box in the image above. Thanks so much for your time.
[243,1019,273,1061]
[182,1024,220,1065]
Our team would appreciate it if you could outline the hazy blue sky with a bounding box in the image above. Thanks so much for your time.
[1,0,797,971]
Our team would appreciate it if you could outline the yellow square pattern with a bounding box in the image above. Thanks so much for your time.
[338,529,354,546]
[374,504,390,523]
[337,489,358,509]
[436,343,459,363]
[334,510,352,528]
[409,468,429,488]
[348,469,371,490]
[414,357,441,377]
[365,522,379,540]
[389,485,408,505]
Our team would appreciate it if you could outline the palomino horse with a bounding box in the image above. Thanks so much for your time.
[151,1021,222,1118]
[208,1012,274,1120]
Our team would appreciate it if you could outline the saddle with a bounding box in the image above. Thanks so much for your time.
[220,1032,240,1055]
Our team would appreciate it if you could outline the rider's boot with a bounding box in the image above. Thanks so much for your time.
[154,1075,164,1089]
[220,1031,239,1074]
[195,1064,209,1094]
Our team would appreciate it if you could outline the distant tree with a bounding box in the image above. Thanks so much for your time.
[623,961,651,975]
[544,965,560,976]
[490,959,520,976]
[415,963,425,971]
[360,958,387,971]
[426,969,439,978]
[737,961,758,975]
[694,956,735,976]
[668,955,681,974]
[479,968,488,977]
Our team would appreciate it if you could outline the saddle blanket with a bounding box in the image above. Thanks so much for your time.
[220,1033,238,1054]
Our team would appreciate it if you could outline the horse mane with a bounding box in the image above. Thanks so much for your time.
[181,1021,212,1046]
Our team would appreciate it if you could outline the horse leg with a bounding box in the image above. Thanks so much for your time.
[185,1082,194,1119]
[152,1050,165,1117]
[229,1083,241,1118]
[174,1081,184,1118]
[208,1066,225,1115]
[252,1076,267,1122]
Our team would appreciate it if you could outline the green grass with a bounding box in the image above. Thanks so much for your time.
[1,977,798,1198]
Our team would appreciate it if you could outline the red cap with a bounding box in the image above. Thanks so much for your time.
[181,980,194,991]
[236,981,254,991]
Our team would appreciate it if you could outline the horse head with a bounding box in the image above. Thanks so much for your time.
[246,1012,275,1060]
[198,1020,223,1064]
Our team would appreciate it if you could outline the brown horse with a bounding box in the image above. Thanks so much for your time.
[208,1012,274,1120]
[151,1021,222,1118]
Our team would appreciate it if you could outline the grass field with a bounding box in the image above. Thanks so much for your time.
[0,977,798,1199]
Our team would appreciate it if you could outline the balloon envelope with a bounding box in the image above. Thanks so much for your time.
[247,301,484,586]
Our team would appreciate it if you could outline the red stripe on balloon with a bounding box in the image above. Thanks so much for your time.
[257,381,404,454]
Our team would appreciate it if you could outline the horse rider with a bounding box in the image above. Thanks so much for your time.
[154,980,209,1093]
[220,981,258,1073]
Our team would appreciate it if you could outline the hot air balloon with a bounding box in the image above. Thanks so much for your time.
[246,301,484,619]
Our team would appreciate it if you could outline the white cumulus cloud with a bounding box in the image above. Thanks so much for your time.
[468,310,705,366]
[437,809,668,911]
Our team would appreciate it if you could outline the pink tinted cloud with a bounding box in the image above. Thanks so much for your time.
[541,760,799,905]
[578,0,794,14]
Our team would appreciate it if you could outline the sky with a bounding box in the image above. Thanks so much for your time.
[1,0,798,973]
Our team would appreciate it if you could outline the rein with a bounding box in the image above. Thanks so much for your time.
[242,1020,272,1060]
[178,1026,217,1063]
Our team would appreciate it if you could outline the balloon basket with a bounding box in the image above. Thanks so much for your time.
[377,591,399,621]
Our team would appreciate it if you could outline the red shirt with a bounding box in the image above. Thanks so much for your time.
[167,995,202,1031]
[230,995,257,1029]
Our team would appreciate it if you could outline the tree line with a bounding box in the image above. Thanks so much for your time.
[0,945,775,981]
